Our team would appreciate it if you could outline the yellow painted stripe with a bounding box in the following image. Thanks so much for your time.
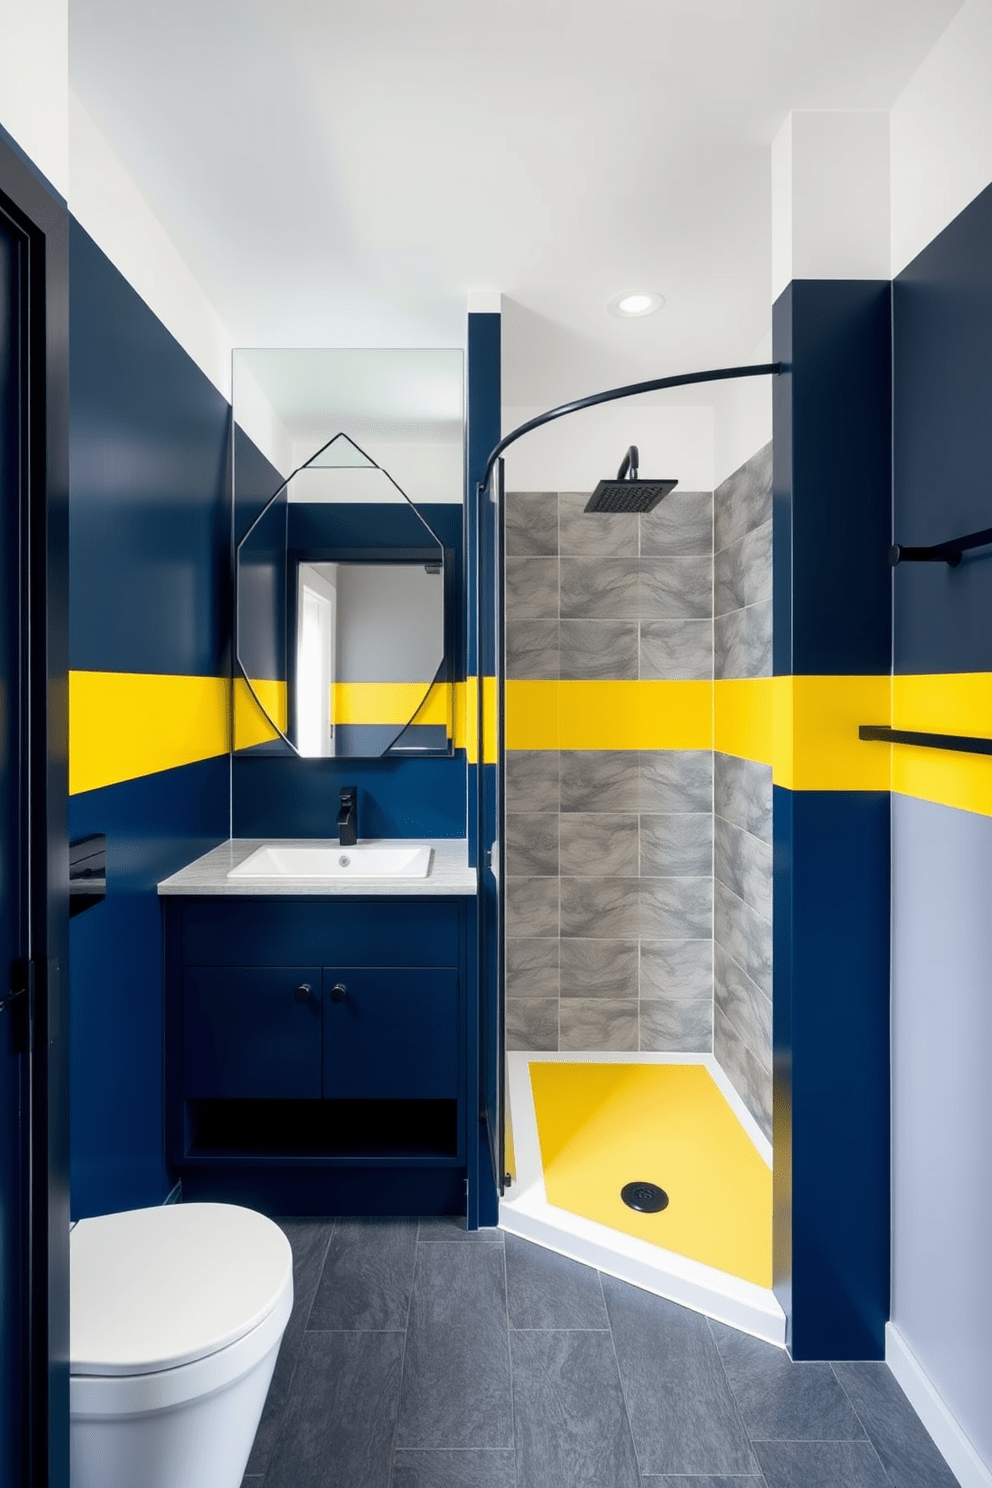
[482,674,499,764]
[890,673,992,816]
[506,680,712,751]
[233,676,287,752]
[776,675,892,792]
[504,680,559,750]
[459,677,478,763]
[333,681,445,727]
[70,671,230,795]
[713,677,775,765]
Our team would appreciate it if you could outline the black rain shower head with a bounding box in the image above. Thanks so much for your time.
[584,446,678,513]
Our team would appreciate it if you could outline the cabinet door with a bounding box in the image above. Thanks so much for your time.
[184,966,322,1098]
[323,968,458,1099]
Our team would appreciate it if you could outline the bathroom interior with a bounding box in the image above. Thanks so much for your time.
[2,3,991,1486]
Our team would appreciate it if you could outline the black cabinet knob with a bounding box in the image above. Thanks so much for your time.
[294,983,312,1003]
[329,983,347,1004]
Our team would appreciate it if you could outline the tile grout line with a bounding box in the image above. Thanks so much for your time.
[383,1222,419,1480]
[502,1211,520,1487]
[254,1217,337,1488]
[704,1311,767,1479]
[826,1363,897,1483]
[598,1270,646,1482]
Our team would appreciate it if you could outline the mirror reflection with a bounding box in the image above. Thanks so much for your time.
[232,351,463,759]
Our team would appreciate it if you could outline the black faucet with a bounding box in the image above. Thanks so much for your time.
[338,786,358,847]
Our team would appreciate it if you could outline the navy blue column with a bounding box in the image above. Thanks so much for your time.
[772,280,892,1359]
[467,310,501,1226]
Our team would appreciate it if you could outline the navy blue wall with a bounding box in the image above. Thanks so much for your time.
[68,222,231,1219]
[893,181,992,674]
[772,280,892,1359]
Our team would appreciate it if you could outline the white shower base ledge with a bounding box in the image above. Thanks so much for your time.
[500,1051,786,1348]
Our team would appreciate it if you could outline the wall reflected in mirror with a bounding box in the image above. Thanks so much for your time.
[232,350,463,759]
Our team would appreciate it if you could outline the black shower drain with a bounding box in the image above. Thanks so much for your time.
[621,1181,669,1213]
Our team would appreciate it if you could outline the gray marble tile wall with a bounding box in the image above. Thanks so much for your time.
[714,753,773,1140]
[504,488,715,1054]
[712,441,774,1140]
[714,441,772,681]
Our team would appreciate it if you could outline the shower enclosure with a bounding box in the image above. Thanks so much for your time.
[494,442,779,1336]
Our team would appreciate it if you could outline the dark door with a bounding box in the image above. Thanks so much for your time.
[0,150,70,1484]
[0,180,29,1488]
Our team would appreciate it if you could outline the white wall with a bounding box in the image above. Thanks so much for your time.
[69,89,235,401]
[771,110,890,301]
[890,797,992,1479]
[501,400,714,494]
[711,332,774,490]
[0,0,68,198]
[890,0,992,276]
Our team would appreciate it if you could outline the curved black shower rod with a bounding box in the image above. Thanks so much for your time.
[477,361,785,496]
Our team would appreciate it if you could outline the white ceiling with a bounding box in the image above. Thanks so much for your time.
[69,0,963,408]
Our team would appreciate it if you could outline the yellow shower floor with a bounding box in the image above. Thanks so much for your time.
[528,1061,772,1287]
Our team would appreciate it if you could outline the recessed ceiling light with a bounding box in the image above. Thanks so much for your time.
[608,290,665,318]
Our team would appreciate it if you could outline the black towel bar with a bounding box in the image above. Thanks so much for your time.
[859,725,992,757]
[889,524,992,567]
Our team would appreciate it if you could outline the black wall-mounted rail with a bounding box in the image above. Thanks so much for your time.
[477,361,784,496]
[889,525,992,567]
[859,724,992,757]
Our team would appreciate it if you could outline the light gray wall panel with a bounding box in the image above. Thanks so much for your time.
[891,792,992,1468]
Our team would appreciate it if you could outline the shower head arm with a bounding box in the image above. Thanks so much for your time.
[477,361,784,496]
[617,446,638,481]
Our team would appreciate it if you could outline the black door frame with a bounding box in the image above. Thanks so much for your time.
[0,124,70,1486]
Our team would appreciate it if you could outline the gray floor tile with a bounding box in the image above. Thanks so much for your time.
[505,1233,609,1330]
[418,1216,504,1242]
[602,1277,758,1476]
[643,1479,766,1486]
[395,1243,513,1449]
[831,1361,961,1488]
[391,1450,517,1487]
[753,1440,890,1488]
[244,1219,334,1475]
[511,1328,641,1488]
[710,1321,866,1442]
[265,1330,404,1488]
[308,1217,419,1331]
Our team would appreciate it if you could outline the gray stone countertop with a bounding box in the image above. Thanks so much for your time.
[157,838,477,897]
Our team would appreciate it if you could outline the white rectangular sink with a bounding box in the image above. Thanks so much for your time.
[228,843,433,881]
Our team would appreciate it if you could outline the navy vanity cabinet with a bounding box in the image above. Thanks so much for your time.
[322,968,458,1099]
[184,966,323,1099]
[164,893,473,1217]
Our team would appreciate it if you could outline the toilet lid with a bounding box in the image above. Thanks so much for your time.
[70,1203,293,1377]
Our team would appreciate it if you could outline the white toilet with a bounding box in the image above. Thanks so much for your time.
[70,1202,293,1488]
